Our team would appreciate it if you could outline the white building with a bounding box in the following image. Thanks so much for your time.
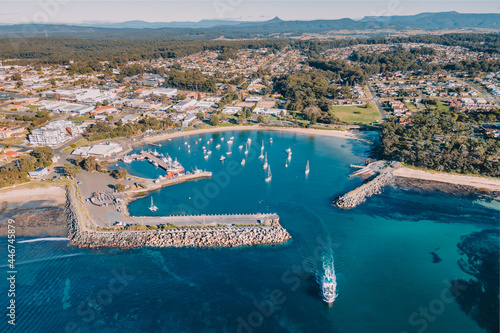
[221,106,242,115]
[140,88,177,98]
[28,120,81,146]
[182,114,197,127]
[121,114,140,124]
[245,96,262,103]
[172,99,197,112]
[28,167,48,179]
[72,143,122,157]
[252,108,287,117]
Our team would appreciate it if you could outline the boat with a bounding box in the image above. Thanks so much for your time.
[210,138,213,142]
[226,151,232,155]
[263,153,268,170]
[216,144,221,149]
[207,150,212,155]
[247,138,251,144]
[270,138,273,144]
[238,145,243,150]
[265,165,272,182]
[204,155,209,159]
[221,137,225,141]
[220,156,226,162]
[244,150,248,156]
[153,162,159,167]
[148,197,158,212]
[122,156,132,164]
[227,140,233,145]
[285,160,288,168]
[286,148,292,154]
[305,160,310,175]
[259,141,264,159]
[184,142,188,145]
[199,138,202,141]
[321,257,338,306]
[230,136,234,140]
[202,146,206,151]
[241,158,245,166]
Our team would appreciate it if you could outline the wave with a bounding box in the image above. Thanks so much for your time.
[0,253,82,268]
[18,237,69,244]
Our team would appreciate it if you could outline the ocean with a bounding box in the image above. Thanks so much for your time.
[1,130,498,333]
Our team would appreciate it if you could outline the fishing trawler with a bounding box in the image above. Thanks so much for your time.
[305,160,310,175]
[122,156,133,164]
[263,153,268,170]
[149,197,158,212]
[265,165,272,182]
[321,257,338,306]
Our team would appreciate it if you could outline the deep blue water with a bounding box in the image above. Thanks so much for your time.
[1,130,498,333]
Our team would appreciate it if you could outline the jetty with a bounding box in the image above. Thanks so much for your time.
[334,161,397,209]
[140,151,171,171]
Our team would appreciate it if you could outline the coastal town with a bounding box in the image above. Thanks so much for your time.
[0,5,499,333]
[0,39,499,241]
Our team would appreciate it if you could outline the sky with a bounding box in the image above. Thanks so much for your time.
[0,0,498,24]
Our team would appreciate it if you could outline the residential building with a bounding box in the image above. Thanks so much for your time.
[28,167,48,179]
[28,120,80,146]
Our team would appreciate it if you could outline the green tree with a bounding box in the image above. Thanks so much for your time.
[311,113,317,125]
[63,163,80,178]
[211,114,220,126]
[30,147,54,167]
[114,183,126,192]
[111,168,128,179]
[257,115,265,123]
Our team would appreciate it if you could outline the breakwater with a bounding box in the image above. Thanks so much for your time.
[66,186,291,248]
[334,172,394,209]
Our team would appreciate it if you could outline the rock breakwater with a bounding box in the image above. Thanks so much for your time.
[334,172,394,209]
[66,187,291,248]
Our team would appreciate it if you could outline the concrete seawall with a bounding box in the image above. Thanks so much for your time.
[66,187,291,248]
[334,172,394,209]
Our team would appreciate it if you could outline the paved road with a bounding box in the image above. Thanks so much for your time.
[367,84,387,120]
[465,79,500,106]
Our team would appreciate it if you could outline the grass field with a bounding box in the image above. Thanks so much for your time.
[330,103,382,125]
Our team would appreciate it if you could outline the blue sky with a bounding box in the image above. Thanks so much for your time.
[0,0,498,24]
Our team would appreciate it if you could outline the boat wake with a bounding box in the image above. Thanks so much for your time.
[17,237,69,244]
[318,250,338,306]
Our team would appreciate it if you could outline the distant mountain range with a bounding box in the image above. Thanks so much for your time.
[0,12,498,39]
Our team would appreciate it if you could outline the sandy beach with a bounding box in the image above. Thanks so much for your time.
[393,167,500,192]
[143,125,359,144]
[0,185,67,237]
[0,185,66,205]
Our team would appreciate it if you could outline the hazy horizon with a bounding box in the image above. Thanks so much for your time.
[0,1,498,25]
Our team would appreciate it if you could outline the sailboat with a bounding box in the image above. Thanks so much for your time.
[149,197,158,212]
[265,165,272,182]
[263,152,268,170]
[241,158,246,166]
[259,141,264,159]
[305,160,310,175]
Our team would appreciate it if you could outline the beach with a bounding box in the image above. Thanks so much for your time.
[393,167,500,193]
[142,125,359,144]
[0,185,67,237]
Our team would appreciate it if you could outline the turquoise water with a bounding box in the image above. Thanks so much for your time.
[1,130,498,333]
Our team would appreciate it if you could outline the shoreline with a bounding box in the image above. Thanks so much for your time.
[393,167,500,194]
[141,125,360,145]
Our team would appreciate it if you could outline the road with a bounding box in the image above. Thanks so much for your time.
[367,84,387,120]
[465,79,500,106]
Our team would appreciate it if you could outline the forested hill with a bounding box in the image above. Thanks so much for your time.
[0,12,498,40]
